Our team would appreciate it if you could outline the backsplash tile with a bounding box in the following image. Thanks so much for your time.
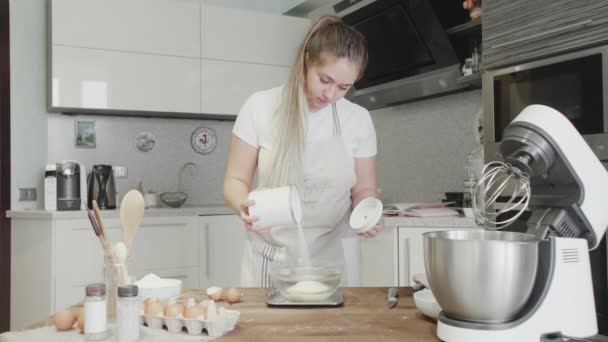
[47,89,480,207]
[47,114,234,206]
[371,89,482,204]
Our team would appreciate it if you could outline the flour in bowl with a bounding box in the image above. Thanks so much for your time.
[286,280,331,301]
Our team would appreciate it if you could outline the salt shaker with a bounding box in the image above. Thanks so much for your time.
[117,285,140,342]
[84,283,108,341]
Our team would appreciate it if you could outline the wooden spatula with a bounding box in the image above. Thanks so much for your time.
[120,190,145,253]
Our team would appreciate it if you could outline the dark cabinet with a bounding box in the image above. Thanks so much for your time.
[483,0,608,70]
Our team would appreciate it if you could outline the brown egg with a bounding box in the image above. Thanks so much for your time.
[164,303,185,317]
[225,288,241,303]
[145,300,165,316]
[54,309,76,331]
[184,305,205,320]
[76,309,84,333]
[198,300,209,312]
[206,287,223,301]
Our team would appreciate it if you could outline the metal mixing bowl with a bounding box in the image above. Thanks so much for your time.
[270,259,342,302]
[423,230,539,323]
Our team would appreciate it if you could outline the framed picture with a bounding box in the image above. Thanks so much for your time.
[75,120,96,148]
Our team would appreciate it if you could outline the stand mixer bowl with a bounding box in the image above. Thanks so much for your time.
[423,230,539,323]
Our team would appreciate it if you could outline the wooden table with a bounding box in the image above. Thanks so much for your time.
[28,287,440,341]
[198,287,439,341]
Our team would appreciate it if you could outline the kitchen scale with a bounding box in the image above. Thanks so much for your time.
[265,288,344,307]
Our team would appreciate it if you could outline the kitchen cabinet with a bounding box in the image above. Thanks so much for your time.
[51,0,200,58]
[199,215,247,288]
[48,0,310,118]
[201,5,309,67]
[360,228,398,287]
[482,0,608,69]
[52,45,201,113]
[10,214,201,330]
[201,59,289,115]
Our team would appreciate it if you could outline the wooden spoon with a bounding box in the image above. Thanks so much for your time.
[120,190,145,253]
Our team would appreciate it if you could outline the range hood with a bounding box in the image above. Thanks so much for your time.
[334,0,465,110]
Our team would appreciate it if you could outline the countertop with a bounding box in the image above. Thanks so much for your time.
[7,207,479,228]
[20,287,441,341]
[6,204,234,219]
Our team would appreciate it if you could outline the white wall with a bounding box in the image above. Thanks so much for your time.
[372,90,482,204]
[10,0,49,210]
[47,114,233,206]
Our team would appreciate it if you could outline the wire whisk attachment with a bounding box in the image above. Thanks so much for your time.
[472,161,531,229]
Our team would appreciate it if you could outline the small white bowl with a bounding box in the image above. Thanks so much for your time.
[349,197,383,233]
[413,289,442,320]
[136,279,182,300]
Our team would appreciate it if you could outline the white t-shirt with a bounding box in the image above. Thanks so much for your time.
[232,86,377,159]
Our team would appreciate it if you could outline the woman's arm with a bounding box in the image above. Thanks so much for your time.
[223,134,266,232]
[351,156,379,206]
[351,156,382,238]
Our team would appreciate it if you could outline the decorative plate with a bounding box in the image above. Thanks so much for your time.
[191,126,217,155]
[135,131,156,153]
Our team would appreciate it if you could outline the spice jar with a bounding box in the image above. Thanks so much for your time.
[117,285,140,342]
[84,283,108,341]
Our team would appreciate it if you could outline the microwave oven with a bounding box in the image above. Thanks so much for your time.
[483,45,608,163]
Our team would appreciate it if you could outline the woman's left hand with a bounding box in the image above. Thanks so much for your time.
[358,222,383,238]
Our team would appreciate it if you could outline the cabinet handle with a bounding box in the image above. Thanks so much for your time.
[490,19,593,49]
[400,237,410,287]
[205,225,210,280]
[164,274,188,280]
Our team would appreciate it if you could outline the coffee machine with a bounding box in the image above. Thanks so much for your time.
[56,161,87,211]
[87,164,117,210]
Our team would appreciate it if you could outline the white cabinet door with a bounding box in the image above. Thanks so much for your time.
[51,0,200,57]
[199,215,246,288]
[201,59,288,115]
[52,46,201,113]
[201,5,309,66]
[54,218,122,312]
[131,216,200,287]
[360,228,398,286]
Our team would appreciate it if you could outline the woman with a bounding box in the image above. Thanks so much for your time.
[223,15,381,287]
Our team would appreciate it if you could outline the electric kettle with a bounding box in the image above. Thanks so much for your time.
[87,165,117,209]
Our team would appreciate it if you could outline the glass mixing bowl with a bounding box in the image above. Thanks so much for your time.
[270,259,343,302]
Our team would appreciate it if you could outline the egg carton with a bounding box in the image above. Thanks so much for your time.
[141,307,240,337]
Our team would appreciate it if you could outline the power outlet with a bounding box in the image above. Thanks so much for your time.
[113,165,128,178]
[19,188,37,201]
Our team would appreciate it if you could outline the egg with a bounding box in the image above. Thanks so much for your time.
[145,300,165,316]
[76,309,84,333]
[225,288,241,303]
[184,305,205,320]
[206,286,223,301]
[53,309,76,331]
[164,303,185,318]
[198,300,209,312]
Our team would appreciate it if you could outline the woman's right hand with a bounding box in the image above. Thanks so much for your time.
[240,199,269,233]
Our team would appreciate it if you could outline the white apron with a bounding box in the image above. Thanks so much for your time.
[240,104,362,287]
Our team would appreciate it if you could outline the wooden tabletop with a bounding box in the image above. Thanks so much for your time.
[30,287,440,341]
[203,287,440,341]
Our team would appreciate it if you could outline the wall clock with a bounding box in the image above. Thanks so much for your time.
[190,126,217,155]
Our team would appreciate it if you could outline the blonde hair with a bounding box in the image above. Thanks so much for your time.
[264,16,368,188]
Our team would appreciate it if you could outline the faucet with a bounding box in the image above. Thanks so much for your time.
[178,162,197,193]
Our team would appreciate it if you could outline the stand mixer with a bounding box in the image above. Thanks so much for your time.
[424,105,608,341]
